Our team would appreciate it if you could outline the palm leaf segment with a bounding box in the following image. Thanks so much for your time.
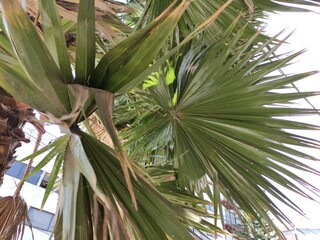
[0,0,319,239]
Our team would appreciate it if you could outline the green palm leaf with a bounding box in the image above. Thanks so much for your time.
[39,0,73,84]
[1,0,71,116]
[79,131,194,240]
[75,0,95,85]
[91,0,192,93]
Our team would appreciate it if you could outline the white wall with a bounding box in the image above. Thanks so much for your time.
[0,175,58,213]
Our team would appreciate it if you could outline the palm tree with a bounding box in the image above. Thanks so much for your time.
[0,0,319,239]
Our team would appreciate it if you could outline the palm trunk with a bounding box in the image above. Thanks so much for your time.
[0,88,32,187]
[0,88,44,240]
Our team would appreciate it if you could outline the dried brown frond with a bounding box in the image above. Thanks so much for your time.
[24,0,132,43]
[0,89,34,186]
[0,88,41,240]
[91,193,131,240]
[0,88,43,187]
[0,196,33,240]
[88,114,114,148]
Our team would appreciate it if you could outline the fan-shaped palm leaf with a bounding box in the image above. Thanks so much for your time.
[122,26,320,236]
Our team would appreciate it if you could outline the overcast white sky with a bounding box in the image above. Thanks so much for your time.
[267,10,320,230]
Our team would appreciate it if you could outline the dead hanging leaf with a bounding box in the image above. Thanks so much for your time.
[0,118,43,240]
[67,84,92,120]
[45,84,93,127]
[0,196,33,240]
[24,0,130,43]
[87,113,114,148]
[94,89,137,208]
[243,0,254,14]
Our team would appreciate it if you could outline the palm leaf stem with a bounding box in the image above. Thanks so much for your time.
[15,128,44,196]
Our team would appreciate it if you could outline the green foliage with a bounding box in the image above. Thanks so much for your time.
[0,0,319,239]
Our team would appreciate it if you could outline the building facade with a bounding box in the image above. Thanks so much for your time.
[0,160,58,240]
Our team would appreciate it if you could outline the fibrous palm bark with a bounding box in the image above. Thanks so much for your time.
[0,88,44,240]
[0,88,34,186]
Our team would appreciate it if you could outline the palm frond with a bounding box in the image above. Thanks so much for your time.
[91,0,192,93]
[55,131,196,240]
[74,0,95,85]
[122,26,320,235]
[1,0,71,117]
[39,0,73,83]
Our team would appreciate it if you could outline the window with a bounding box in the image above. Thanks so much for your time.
[6,161,42,185]
[206,205,214,212]
[40,173,61,193]
[224,210,238,225]
[27,207,55,232]
[40,173,50,189]
[6,161,26,179]
[25,166,43,185]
